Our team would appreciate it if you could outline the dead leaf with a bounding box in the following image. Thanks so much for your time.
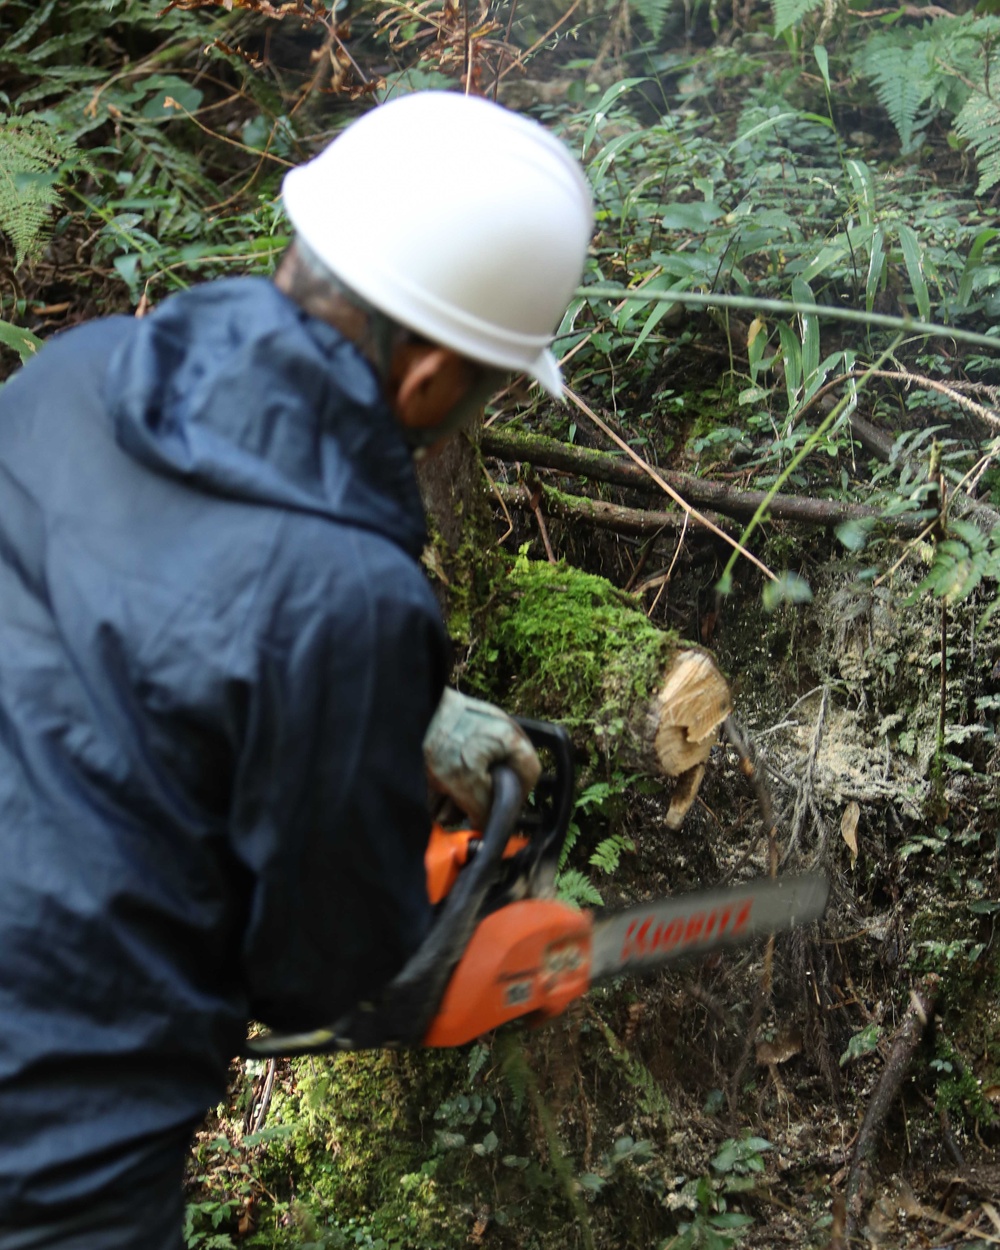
[755,1028,803,1066]
[841,801,860,864]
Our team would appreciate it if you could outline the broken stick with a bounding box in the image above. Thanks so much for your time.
[844,976,940,1242]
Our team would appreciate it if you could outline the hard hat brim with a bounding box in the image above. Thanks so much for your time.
[530,349,565,399]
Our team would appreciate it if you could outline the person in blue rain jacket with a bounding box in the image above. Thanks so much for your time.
[0,91,592,1249]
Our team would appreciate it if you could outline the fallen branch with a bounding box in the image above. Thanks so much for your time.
[482,429,927,536]
[844,976,940,1242]
[848,412,897,462]
[496,481,691,536]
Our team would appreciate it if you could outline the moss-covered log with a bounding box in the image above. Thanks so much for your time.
[463,558,731,827]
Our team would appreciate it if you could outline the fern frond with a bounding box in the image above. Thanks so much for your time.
[556,869,604,908]
[497,1038,531,1117]
[772,0,824,38]
[589,834,636,876]
[954,83,1000,194]
[557,820,581,870]
[854,37,936,153]
[2,0,59,53]
[627,0,673,41]
[0,117,77,266]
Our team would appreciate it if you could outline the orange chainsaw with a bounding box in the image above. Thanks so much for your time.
[247,720,829,1057]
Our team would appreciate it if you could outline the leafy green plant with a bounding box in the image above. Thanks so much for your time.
[557,774,636,907]
[184,1133,252,1250]
[0,0,299,302]
[933,1036,1000,1136]
[184,1200,238,1250]
[954,78,1000,195]
[667,1135,771,1250]
[852,27,956,155]
[0,320,42,364]
[911,518,1000,620]
[578,1134,656,1196]
[839,1022,882,1067]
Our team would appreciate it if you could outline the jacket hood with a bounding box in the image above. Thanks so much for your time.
[104,277,428,558]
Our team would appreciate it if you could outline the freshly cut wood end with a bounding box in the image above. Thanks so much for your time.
[664,763,705,830]
[654,649,732,775]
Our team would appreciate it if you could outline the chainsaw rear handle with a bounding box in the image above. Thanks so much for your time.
[507,717,574,901]
[245,763,526,1057]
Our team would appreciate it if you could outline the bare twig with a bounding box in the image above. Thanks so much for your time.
[481,462,514,543]
[723,716,783,991]
[491,0,518,100]
[861,366,1000,430]
[495,0,586,84]
[647,512,691,618]
[244,1057,277,1136]
[528,485,557,564]
[559,388,778,581]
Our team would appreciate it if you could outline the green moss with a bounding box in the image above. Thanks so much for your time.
[465,555,677,738]
[250,1048,469,1245]
[933,1034,999,1134]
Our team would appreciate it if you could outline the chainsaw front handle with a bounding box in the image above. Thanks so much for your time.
[245,764,526,1058]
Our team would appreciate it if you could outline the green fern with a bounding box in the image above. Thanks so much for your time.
[954,82,1000,194]
[0,117,78,266]
[556,868,604,908]
[913,519,1000,606]
[496,1036,531,1117]
[852,16,1000,157]
[772,0,824,38]
[589,834,635,876]
[853,36,937,153]
[592,1017,673,1126]
[627,0,673,41]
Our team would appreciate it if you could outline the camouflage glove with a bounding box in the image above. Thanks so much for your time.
[423,688,541,826]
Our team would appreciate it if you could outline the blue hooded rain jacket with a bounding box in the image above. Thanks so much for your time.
[0,278,448,1225]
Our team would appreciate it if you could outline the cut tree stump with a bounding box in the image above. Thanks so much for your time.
[652,649,732,828]
[463,559,732,828]
[415,424,732,827]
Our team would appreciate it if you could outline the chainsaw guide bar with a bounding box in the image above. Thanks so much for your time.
[246,723,830,1057]
[590,873,830,981]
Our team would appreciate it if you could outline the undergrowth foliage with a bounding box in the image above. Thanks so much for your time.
[0,0,298,322]
[4,1,1000,1248]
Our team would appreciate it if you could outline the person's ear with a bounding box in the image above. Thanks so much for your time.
[391,344,472,430]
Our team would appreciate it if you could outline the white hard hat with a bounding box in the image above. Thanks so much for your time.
[281,91,593,396]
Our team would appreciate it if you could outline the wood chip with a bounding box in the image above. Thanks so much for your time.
[841,801,860,864]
